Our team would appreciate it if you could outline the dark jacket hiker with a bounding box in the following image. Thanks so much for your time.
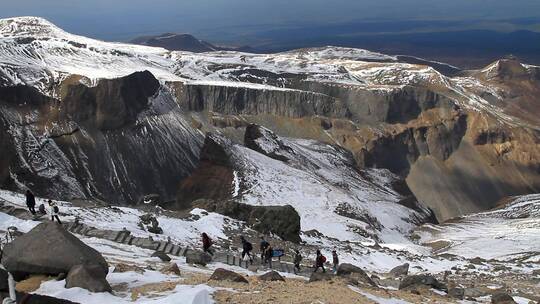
[202,233,214,255]
[25,190,36,215]
[240,236,253,263]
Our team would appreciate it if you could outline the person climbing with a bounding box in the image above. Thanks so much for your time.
[48,199,61,224]
[293,249,303,274]
[259,236,270,264]
[265,244,273,268]
[332,249,339,273]
[240,236,253,263]
[202,232,214,256]
[25,190,36,215]
[314,249,326,273]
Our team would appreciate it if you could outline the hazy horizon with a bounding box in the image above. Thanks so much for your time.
[2,0,540,41]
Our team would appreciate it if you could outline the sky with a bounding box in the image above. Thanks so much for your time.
[1,0,540,41]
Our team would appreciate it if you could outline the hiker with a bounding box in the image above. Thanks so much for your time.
[38,203,46,215]
[314,250,326,273]
[240,236,253,263]
[265,245,273,268]
[293,249,302,274]
[259,236,270,264]
[48,199,61,224]
[25,190,36,215]
[332,249,339,273]
[202,232,214,256]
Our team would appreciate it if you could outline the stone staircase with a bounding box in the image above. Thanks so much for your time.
[0,199,315,277]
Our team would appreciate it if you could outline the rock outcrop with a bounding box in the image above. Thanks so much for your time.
[388,263,409,278]
[398,274,447,291]
[151,251,171,262]
[336,264,376,287]
[185,250,212,266]
[192,199,301,243]
[258,271,285,282]
[1,223,108,280]
[65,264,112,293]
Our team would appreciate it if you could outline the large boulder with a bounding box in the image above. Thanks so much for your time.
[388,263,409,278]
[209,268,248,283]
[65,264,112,293]
[185,250,212,266]
[192,199,301,243]
[336,263,376,287]
[259,271,285,282]
[151,251,171,262]
[398,274,447,291]
[1,223,108,280]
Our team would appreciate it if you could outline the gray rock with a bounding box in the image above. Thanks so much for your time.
[139,214,163,234]
[259,271,285,282]
[209,268,248,283]
[491,292,516,304]
[389,263,409,277]
[65,264,112,293]
[399,274,447,291]
[336,263,376,287]
[160,263,181,276]
[185,250,212,266]
[309,271,333,283]
[151,251,171,262]
[448,287,465,300]
[1,223,108,280]
[532,269,540,276]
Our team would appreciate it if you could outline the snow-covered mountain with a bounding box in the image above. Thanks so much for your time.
[0,16,539,237]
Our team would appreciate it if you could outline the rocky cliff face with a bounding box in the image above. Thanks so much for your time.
[0,72,203,204]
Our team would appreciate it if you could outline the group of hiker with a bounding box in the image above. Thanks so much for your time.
[25,190,61,224]
[202,233,340,274]
[26,189,340,273]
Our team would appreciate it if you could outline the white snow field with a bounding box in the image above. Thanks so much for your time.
[416,194,540,261]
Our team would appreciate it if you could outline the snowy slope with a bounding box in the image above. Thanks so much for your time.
[415,194,540,260]
[216,128,435,246]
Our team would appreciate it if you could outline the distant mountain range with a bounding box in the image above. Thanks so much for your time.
[130,33,253,53]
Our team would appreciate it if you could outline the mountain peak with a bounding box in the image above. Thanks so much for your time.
[481,57,529,80]
[0,16,63,38]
